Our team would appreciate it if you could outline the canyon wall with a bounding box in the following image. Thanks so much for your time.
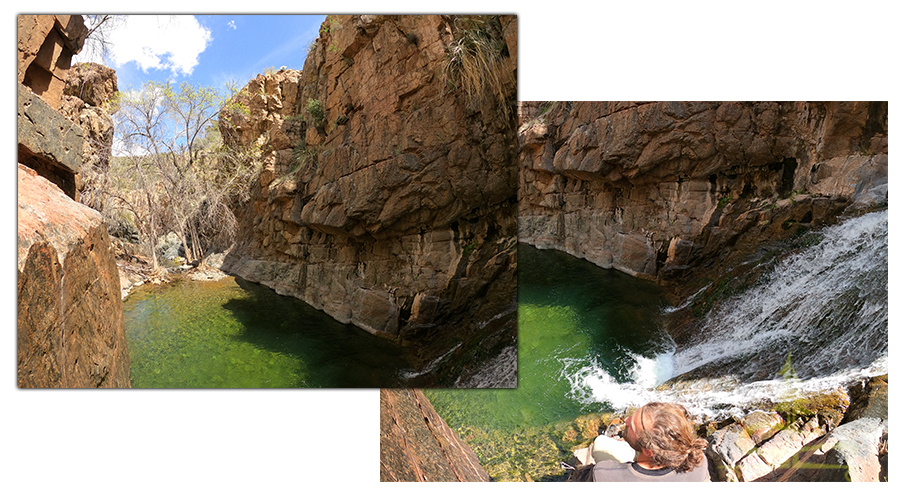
[220,15,518,386]
[518,101,888,292]
[17,15,88,201]
[17,15,130,388]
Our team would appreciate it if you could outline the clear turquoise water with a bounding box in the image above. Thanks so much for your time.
[123,276,417,388]
[427,244,671,432]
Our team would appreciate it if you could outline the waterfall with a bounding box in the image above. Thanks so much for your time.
[569,210,888,420]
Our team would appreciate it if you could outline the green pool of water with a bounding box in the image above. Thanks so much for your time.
[124,276,417,388]
[425,244,671,480]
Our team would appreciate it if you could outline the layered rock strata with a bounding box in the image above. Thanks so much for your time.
[220,15,518,385]
[380,389,489,481]
[18,82,84,201]
[705,375,888,482]
[17,165,130,388]
[17,15,130,388]
[518,101,888,289]
[17,15,88,110]
[17,15,89,201]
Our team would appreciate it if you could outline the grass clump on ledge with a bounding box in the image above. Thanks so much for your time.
[442,15,515,118]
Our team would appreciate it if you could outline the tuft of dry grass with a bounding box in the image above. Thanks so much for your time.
[442,16,515,119]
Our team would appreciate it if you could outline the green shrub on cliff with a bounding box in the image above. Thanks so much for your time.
[306,98,325,129]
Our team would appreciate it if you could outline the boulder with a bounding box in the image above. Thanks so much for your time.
[774,417,887,482]
[842,375,888,424]
[17,164,130,388]
[380,389,489,481]
[707,422,756,481]
[18,82,83,200]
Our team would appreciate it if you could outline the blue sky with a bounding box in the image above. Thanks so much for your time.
[75,15,326,95]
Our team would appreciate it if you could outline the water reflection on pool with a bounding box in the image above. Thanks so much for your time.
[124,276,417,388]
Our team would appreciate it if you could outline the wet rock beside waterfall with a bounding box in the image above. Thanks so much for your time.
[703,380,887,481]
[842,375,888,424]
[773,417,887,482]
[707,422,757,481]
[737,415,827,481]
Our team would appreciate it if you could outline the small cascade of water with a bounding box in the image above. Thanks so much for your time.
[571,210,888,420]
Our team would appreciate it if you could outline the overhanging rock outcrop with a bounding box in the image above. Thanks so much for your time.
[220,15,518,386]
[17,15,88,110]
[17,15,90,201]
[518,101,888,287]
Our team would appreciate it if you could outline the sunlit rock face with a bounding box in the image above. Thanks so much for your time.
[220,15,518,384]
[518,101,887,285]
[17,164,130,388]
[380,389,490,481]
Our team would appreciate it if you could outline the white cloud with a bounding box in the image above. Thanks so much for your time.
[106,15,212,76]
[227,20,237,30]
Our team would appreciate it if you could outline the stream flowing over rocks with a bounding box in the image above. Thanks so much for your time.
[219,15,519,387]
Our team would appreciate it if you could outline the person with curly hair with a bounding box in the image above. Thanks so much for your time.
[589,402,710,481]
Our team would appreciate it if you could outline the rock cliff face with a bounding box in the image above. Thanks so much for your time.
[220,15,518,386]
[17,165,130,388]
[518,101,888,290]
[17,15,87,110]
[17,15,130,388]
[60,62,118,213]
[17,15,89,201]
[380,389,490,481]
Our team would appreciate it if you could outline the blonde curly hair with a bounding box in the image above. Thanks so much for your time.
[635,402,707,473]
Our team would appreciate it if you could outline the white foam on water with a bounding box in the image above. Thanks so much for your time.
[566,211,888,421]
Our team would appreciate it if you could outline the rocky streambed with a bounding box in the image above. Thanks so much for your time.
[440,374,887,482]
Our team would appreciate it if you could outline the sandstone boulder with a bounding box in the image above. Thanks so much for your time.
[18,83,83,200]
[17,164,130,388]
[380,389,489,481]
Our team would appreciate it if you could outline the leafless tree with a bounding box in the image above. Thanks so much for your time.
[77,15,124,64]
[111,80,263,269]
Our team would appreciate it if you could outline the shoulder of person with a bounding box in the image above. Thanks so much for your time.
[591,460,631,471]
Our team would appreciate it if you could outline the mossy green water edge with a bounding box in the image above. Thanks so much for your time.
[124,276,417,388]
[426,244,672,481]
